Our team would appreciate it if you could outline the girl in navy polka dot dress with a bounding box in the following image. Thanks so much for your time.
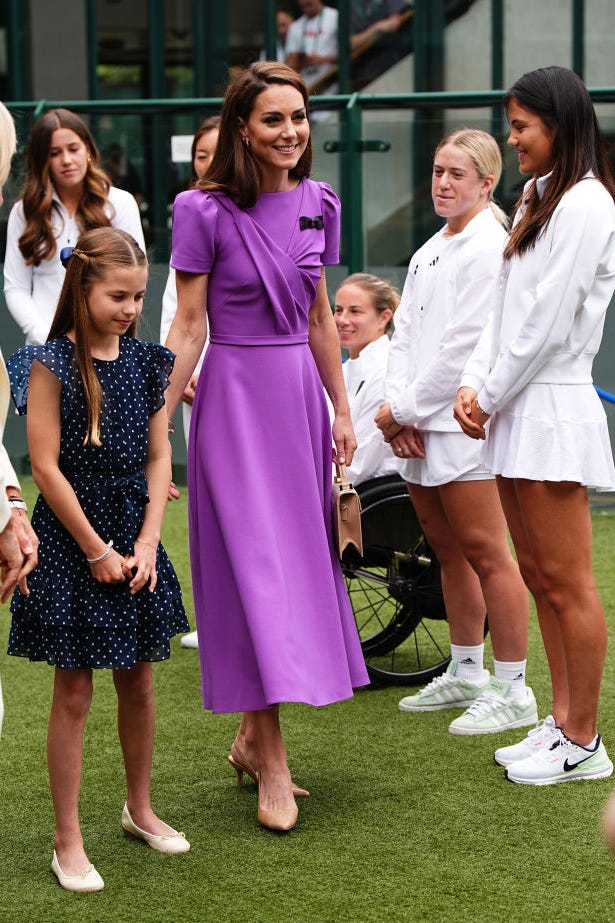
[7,227,190,893]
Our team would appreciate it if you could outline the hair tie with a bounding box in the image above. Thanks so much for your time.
[60,246,74,269]
[60,246,87,269]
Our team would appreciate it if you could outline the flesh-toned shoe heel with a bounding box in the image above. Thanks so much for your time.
[227,743,309,797]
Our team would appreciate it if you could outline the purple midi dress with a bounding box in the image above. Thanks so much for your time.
[171,179,369,713]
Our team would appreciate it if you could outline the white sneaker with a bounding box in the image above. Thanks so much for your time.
[398,660,489,712]
[494,715,559,767]
[448,678,537,735]
[180,631,199,649]
[505,731,614,785]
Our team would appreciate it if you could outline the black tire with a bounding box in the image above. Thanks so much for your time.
[345,475,450,687]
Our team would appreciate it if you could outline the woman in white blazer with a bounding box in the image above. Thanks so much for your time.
[455,67,615,785]
[376,129,531,739]
[4,108,144,346]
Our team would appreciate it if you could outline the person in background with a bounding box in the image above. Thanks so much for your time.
[0,100,39,738]
[285,0,338,91]
[259,9,296,63]
[376,129,533,739]
[164,62,368,834]
[350,0,412,89]
[455,67,615,785]
[4,108,145,345]
[334,272,400,484]
[160,114,220,650]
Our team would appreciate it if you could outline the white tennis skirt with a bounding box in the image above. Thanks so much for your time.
[483,382,615,490]
[401,429,493,487]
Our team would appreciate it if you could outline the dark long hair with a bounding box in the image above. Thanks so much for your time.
[19,108,113,266]
[504,66,615,259]
[200,61,312,208]
[189,115,221,185]
[50,227,147,446]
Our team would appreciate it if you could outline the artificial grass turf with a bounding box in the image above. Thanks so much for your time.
[1,481,615,922]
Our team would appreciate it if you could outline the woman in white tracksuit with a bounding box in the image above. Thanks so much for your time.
[334,273,400,485]
[376,129,531,740]
[455,67,615,785]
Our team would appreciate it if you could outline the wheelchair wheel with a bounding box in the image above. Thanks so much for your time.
[343,475,450,687]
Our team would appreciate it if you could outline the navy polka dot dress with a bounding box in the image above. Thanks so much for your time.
[6,336,189,670]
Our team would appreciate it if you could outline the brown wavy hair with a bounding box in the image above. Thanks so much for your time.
[199,61,312,208]
[49,227,147,446]
[19,108,114,266]
[504,66,615,259]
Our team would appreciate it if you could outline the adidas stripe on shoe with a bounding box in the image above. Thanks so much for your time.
[398,660,489,712]
[448,678,537,735]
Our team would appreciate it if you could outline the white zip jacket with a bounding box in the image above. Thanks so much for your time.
[342,335,398,484]
[4,186,145,345]
[385,208,507,431]
[461,172,615,412]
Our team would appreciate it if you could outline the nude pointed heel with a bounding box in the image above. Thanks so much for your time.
[227,743,309,798]
[257,795,298,833]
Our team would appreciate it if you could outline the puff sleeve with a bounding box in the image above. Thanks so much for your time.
[170,190,220,275]
[319,182,341,266]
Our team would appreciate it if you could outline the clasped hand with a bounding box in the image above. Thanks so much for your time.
[453,387,489,440]
[89,543,158,595]
[374,403,425,459]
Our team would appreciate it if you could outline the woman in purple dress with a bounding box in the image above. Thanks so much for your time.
[164,62,369,832]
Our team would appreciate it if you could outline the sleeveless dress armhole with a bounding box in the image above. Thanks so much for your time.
[7,341,73,419]
[319,182,341,267]
[145,342,175,416]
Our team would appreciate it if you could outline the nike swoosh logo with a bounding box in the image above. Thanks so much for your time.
[563,753,595,772]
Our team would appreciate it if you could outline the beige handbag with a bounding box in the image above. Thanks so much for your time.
[332,463,363,561]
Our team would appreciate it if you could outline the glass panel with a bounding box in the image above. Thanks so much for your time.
[503,0,572,85]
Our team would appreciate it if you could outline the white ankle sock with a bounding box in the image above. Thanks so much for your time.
[451,643,487,681]
[494,658,527,698]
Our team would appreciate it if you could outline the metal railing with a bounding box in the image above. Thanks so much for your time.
[6,86,615,268]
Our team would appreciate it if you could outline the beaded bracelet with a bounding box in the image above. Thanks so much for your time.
[136,538,158,550]
[87,539,114,564]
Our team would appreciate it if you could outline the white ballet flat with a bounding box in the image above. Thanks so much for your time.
[51,850,104,893]
[121,803,190,854]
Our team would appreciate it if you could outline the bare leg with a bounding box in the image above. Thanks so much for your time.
[512,479,606,745]
[408,483,487,646]
[48,668,93,875]
[114,662,175,835]
[438,479,529,662]
[497,477,569,725]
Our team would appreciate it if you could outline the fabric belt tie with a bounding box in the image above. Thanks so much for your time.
[209,333,308,347]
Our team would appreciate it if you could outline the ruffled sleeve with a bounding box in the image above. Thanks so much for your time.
[319,182,341,266]
[7,339,74,419]
[145,342,175,415]
[170,189,220,275]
